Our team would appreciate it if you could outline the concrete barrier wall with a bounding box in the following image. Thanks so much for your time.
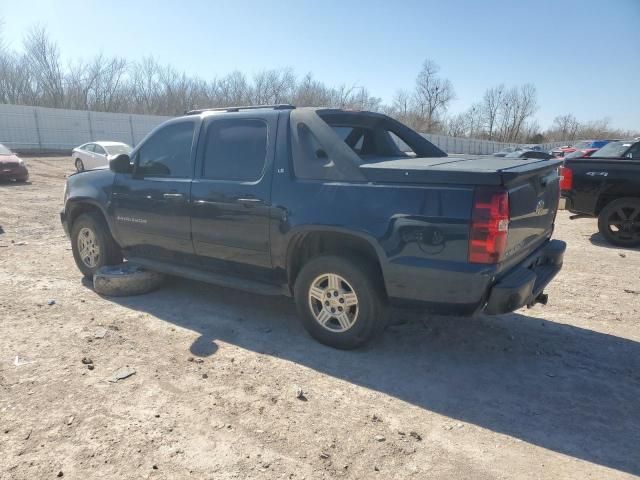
[0,103,567,154]
[0,104,170,150]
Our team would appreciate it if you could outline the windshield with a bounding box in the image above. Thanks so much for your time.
[0,143,12,155]
[104,144,132,155]
[592,141,632,158]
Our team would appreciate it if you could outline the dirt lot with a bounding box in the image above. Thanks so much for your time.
[1,157,639,480]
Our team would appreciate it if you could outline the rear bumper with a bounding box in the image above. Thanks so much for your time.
[0,166,29,181]
[483,239,566,315]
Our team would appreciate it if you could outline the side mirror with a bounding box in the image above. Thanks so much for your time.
[109,154,132,173]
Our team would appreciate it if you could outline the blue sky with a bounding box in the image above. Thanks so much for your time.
[1,0,638,130]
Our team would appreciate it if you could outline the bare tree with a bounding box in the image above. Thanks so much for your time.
[88,54,128,112]
[22,26,64,107]
[412,59,455,132]
[494,84,537,142]
[545,115,639,142]
[481,85,505,140]
[0,53,34,105]
[64,60,92,109]
[292,73,332,107]
[548,114,580,141]
[215,70,250,106]
[466,103,483,138]
[252,68,296,105]
[129,57,162,113]
[445,112,467,137]
[383,88,417,127]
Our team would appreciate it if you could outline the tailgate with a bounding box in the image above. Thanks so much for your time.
[502,160,562,265]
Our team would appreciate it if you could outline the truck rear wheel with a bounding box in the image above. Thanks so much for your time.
[597,198,640,247]
[294,255,388,349]
[71,212,123,279]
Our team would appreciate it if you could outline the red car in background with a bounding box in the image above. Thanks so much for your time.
[564,148,600,159]
[550,140,614,158]
[0,143,29,182]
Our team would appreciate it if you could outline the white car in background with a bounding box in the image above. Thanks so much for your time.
[72,141,132,172]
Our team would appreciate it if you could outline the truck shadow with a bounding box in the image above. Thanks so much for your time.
[589,232,640,251]
[105,277,640,476]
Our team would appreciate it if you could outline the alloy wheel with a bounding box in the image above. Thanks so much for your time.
[606,205,640,242]
[77,227,101,268]
[308,273,359,332]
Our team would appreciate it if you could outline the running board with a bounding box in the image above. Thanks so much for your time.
[126,257,288,296]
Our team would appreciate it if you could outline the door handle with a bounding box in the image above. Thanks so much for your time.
[586,172,608,177]
[237,198,261,203]
[163,193,184,199]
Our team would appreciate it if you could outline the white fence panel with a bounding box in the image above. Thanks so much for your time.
[0,103,571,154]
[0,104,41,148]
[0,104,169,150]
[37,107,91,149]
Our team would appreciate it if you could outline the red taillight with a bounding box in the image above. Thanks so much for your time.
[469,187,509,264]
[559,166,573,191]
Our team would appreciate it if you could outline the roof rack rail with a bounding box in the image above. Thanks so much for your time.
[185,104,296,115]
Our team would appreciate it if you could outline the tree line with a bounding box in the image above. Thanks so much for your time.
[1,25,636,143]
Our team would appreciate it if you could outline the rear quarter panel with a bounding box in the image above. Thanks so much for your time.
[269,177,492,310]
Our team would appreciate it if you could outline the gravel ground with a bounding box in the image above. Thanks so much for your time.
[1,157,639,480]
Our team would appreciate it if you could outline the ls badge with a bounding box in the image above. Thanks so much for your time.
[535,199,545,215]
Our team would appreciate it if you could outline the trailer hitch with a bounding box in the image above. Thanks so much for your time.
[527,292,548,308]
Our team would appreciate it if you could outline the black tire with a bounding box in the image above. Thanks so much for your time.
[75,158,84,172]
[294,255,388,349]
[71,212,123,279]
[597,197,640,247]
[93,263,165,297]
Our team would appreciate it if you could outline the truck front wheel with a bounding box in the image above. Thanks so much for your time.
[597,197,640,247]
[294,255,388,349]
[71,212,123,279]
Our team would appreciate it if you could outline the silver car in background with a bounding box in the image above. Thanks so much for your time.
[72,141,132,172]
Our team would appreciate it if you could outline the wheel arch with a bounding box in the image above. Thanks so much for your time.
[595,184,640,215]
[66,198,115,239]
[284,227,387,292]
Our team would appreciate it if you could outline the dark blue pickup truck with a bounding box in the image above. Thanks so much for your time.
[61,105,566,348]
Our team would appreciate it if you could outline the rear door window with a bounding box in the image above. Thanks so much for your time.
[93,144,106,155]
[201,119,268,181]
